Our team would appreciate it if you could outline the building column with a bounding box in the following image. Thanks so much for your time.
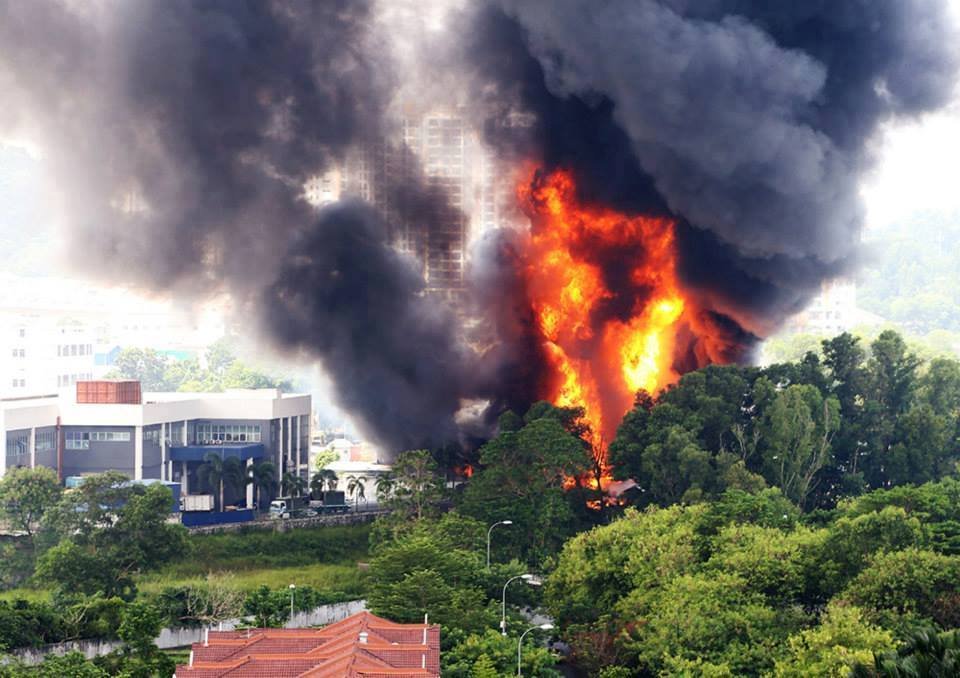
[0,431,6,478]
[29,427,36,469]
[134,425,143,480]
[246,458,254,508]
[160,422,168,482]
[279,417,286,476]
[287,416,294,477]
[295,416,302,475]
[182,461,189,494]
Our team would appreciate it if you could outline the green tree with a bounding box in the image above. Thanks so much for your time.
[383,450,445,521]
[197,453,245,510]
[281,471,307,498]
[310,469,338,497]
[917,357,960,416]
[346,475,367,511]
[762,384,840,508]
[246,461,276,511]
[442,629,560,678]
[840,548,960,624]
[850,628,960,677]
[772,602,895,677]
[37,479,187,599]
[0,466,61,540]
[108,348,170,390]
[460,407,592,563]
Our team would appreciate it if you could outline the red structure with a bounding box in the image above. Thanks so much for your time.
[76,380,142,405]
[174,611,440,677]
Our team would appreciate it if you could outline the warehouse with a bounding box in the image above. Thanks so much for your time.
[0,381,310,508]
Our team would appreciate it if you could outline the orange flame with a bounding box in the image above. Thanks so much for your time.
[520,169,689,483]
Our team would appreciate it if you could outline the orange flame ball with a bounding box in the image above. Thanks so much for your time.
[520,169,689,483]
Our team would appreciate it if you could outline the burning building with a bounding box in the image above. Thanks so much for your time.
[0,0,957,463]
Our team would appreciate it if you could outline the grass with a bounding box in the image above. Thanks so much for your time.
[144,523,372,598]
[0,523,373,604]
[137,561,368,598]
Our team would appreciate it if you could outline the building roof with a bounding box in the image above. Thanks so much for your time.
[174,611,440,678]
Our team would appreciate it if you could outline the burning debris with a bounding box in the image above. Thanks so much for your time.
[0,0,957,460]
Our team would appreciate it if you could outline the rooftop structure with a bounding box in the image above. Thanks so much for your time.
[174,611,440,677]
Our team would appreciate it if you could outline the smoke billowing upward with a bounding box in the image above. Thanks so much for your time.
[0,0,957,457]
[466,0,958,338]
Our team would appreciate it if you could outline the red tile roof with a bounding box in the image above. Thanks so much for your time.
[174,611,440,678]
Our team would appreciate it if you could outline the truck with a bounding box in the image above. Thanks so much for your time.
[268,496,309,519]
[315,490,350,515]
[180,494,215,512]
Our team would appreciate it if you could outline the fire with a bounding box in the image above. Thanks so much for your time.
[519,169,689,481]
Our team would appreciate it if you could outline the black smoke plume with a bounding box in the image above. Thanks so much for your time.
[464,0,958,344]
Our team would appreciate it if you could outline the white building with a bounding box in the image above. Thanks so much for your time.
[0,312,95,397]
[1,383,310,507]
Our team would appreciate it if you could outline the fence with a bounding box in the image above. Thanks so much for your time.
[186,509,387,534]
[9,600,367,665]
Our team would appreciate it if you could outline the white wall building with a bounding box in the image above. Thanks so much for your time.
[1,385,310,506]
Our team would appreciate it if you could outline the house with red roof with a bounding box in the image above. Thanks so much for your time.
[173,610,440,678]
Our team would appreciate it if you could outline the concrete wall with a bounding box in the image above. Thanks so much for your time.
[141,424,162,479]
[9,600,367,665]
[61,425,137,478]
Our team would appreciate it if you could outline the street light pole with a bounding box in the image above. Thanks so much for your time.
[486,520,513,568]
[517,623,553,676]
[501,574,542,635]
[289,584,296,621]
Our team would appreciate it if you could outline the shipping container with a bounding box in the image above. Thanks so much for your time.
[181,494,215,512]
[76,380,142,405]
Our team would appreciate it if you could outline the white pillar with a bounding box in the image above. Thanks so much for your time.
[182,461,189,494]
[246,458,254,507]
[29,427,36,469]
[287,417,294,477]
[134,426,143,480]
[161,422,168,481]
[295,416,302,474]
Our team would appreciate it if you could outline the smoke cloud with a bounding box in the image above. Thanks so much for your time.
[464,0,958,338]
[0,0,957,455]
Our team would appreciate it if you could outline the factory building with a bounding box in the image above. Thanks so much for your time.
[0,381,310,507]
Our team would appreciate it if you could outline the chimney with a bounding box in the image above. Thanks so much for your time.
[359,631,368,644]
[204,628,209,647]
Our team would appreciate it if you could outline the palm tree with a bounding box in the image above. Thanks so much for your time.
[346,475,367,512]
[374,474,394,505]
[281,471,307,498]
[246,461,276,512]
[850,628,960,677]
[310,469,339,498]
[197,453,244,511]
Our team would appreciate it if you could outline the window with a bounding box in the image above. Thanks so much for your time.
[196,423,261,444]
[65,431,90,450]
[35,430,55,452]
[11,348,24,358]
[18,328,25,338]
[89,431,131,442]
[143,428,160,445]
[5,432,29,459]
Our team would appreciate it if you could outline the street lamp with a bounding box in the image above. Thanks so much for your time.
[486,520,513,568]
[501,574,543,635]
[288,584,296,620]
[517,623,553,676]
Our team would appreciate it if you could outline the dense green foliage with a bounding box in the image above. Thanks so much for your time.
[545,482,960,676]
[609,331,960,510]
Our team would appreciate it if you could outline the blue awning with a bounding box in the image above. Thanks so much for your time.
[169,444,265,462]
